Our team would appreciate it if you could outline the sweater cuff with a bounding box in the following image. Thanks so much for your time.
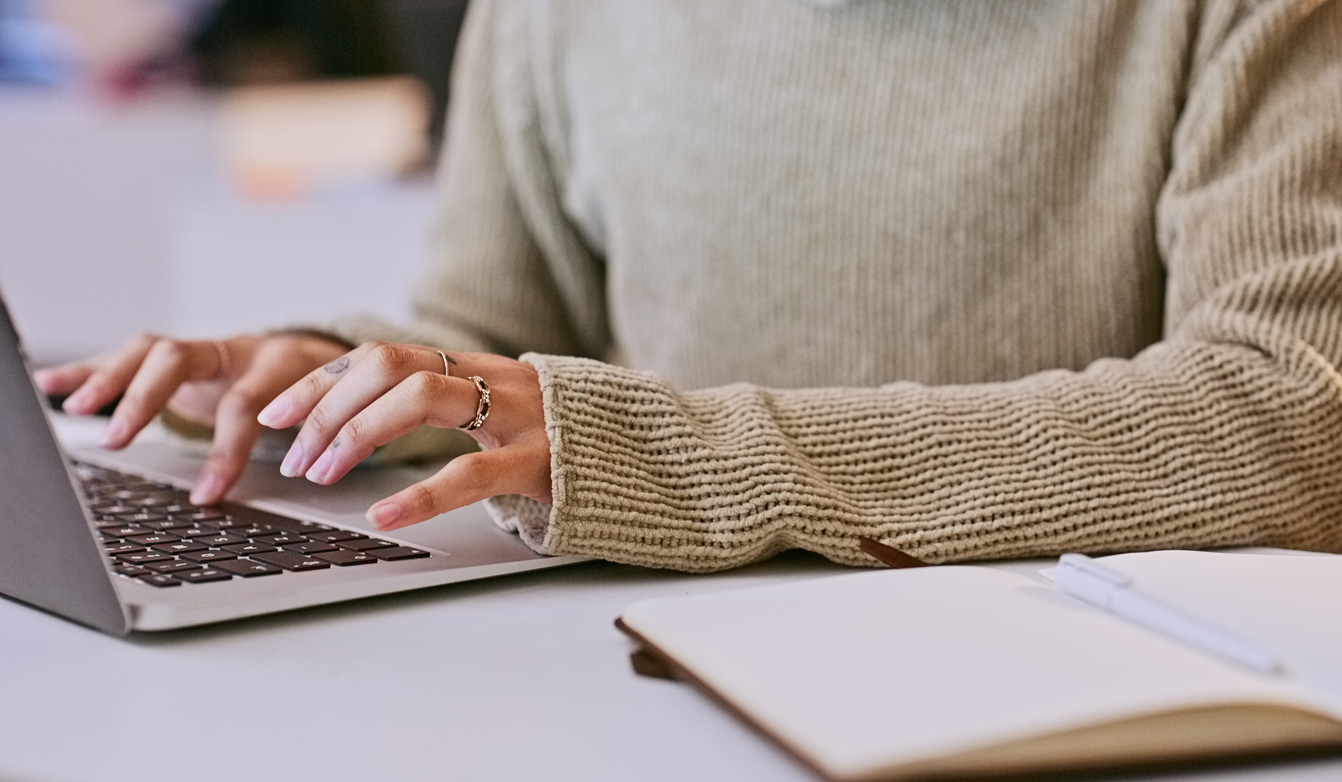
[518,353,794,572]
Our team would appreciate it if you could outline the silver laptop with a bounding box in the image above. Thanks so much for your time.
[0,296,582,635]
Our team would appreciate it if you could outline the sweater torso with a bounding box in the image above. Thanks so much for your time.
[532,0,1200,389]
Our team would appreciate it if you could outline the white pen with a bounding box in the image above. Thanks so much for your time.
[1053,553,1283,676]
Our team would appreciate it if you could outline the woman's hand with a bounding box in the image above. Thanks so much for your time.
[256,341,552,531]
[34,332,349,505]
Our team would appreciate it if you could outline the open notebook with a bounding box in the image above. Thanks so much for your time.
[617,551,1342,781]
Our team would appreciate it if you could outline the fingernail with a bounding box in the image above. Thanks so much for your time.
[99,419,127,447]
[279,440,304,478]
[190,474,223,506]
[368,502,402,529]
[257,396,289,428]
[64,389,92,414]
[306,450,334,483]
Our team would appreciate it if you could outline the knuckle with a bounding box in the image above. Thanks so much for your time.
[304,404,333,433]
[370,342,414,373]
[341,416,366,447]
[147,338,189,365]
[203,448,243,474]
[218,389,262,418]
[407,482,440,514]
[300,369,328,394]
[452,457,490,493]
[404,370,439,398]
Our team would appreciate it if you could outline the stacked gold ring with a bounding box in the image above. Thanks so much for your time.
[462,376,492,431]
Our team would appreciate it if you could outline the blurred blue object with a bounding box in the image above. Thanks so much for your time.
[0,0,76,86]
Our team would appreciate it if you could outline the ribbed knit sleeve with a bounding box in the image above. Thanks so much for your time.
[499,0,1342,571]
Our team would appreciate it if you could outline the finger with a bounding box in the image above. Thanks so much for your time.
[304,371,483,485]
[34,362,96,396]
[188,342,313,505]
[269,343,446,478]
[59,333,159,416]
[366,446,544,531]
[101,339,224,448]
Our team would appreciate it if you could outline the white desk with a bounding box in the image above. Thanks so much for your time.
[3,431,1342,781]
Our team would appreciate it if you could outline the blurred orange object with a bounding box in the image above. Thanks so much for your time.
[219,75,431,199]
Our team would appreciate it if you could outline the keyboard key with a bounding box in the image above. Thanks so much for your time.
[121,512,167,524]
[188,510,226,522]
[334,538,397,552]
[213,559,282,578]
[200,517,246,530]
[259,532,306,546]
[176,527,217,539]
[173,568,233,584]
[104,543,146,555]
[233,525,274,538]
[117,551,174,565]
[143,518,192,531]
[307,530,364,543]
[127,533,180,546]
[115,565,150,578]
[223,542,277,555]
[201,534,246,547]
[138,574,181,588]
[181,550,237,563]
[367,546,431,561]
[261,517,333,535]
[312,550,378,566]
[102,525,151,538]
[145,560,205,574]
[98,505,139,516]
[153,541,208,554]
[285,542,337,555]
[251,551,330,572]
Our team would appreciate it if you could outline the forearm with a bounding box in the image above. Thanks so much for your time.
[519,336,1342,572]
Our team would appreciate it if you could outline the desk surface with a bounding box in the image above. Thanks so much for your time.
[4,428,1342,781]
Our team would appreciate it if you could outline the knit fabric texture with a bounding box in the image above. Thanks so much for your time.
[332,0,1342,571]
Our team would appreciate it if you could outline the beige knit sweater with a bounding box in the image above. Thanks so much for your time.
[332,0,1342,571]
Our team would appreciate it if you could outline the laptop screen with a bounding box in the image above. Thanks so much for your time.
[0,295,128,635]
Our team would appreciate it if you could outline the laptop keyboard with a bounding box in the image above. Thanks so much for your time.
[75,462,430,588]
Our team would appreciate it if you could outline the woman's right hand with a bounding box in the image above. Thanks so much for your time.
[34,332,350,505]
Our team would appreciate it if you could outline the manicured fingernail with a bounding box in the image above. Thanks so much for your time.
[306,450,334,483]
[99,419,127,447]
[279,441,304,477]
[368,502,401,529]
[64,389,92,414]
[190,474,223,506]
[257,396,289,428]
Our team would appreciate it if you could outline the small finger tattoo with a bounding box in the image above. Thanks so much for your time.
[323,356,351,375]
[330,437,340,451]
[442,353,457,365]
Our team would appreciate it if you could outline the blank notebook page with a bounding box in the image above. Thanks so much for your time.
[621,566,1310,780]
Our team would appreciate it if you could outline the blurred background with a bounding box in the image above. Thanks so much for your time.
[0,0,470,365]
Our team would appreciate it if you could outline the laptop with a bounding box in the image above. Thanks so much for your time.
[0,296,584,635]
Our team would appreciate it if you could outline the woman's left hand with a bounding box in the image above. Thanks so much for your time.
[256,341,552,531]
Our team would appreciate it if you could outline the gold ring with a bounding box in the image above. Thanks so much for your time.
[435,350,452,377]
[462,376,491,431]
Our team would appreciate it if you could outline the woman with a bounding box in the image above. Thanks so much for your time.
[39,0,1342,571]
